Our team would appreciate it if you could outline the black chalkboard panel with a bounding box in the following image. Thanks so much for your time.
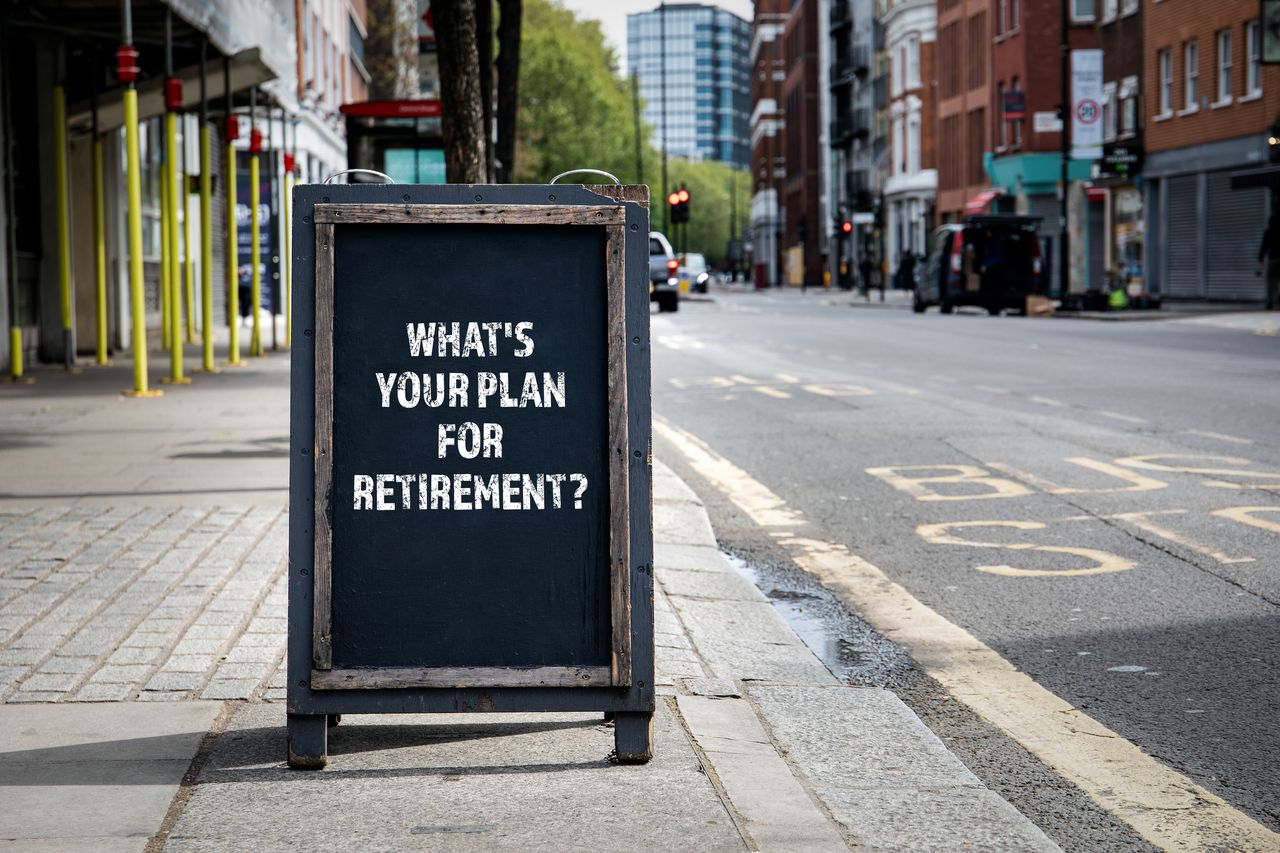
[329,223,610,668]
[288,185,655,770]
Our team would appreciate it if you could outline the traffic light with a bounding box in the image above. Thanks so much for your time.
[1269,123,1280,164]
[668,186,691,223]
[841,220,853,234]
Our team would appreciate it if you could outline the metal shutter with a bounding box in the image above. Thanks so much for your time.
[1206,170,1267,301]
[1166,175,1201,298]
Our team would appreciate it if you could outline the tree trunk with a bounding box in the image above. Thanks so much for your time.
[433,0,486,183]
[495,0,522,183]
[365,0,419,99]
[475,0,495,182]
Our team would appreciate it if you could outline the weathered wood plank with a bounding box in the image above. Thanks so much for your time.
[588,185,651,206]
[313,203,625,226]
[606,224,632,687]
[310,666,614,690]
[312,223,335,671]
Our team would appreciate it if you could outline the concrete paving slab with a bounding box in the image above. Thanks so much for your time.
[653,499,718,546]
[672,598,836,685]
[654,542,732,572]
[658,566,771,603]
[676,695,849,852]
[745,685,1060,852]
[0,702,221,849]
[163,701,747,853]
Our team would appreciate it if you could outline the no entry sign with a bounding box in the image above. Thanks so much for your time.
[287,184,654,768]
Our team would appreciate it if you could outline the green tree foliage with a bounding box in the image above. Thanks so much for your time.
[517,0,750,267]
[515,0,637,185]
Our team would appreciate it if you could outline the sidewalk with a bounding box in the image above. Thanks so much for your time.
[0,352,1057,852]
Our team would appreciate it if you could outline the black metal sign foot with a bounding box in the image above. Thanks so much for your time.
[287,713,329,769]
[613,712,654,764]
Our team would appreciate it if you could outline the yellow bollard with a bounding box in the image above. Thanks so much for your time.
[122,87,160,397]
[163,109,188,384]
[226,139,241,365]
[284,168,292,348]
[249,152,262,357]
[159,152,171,351]
[92,135,108,365]
[183,152,195,344]
[53,85,75,370]
[199,123,216,372]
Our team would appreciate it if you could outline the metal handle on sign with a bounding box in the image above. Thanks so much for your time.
[323,168,396,185]
[549,169,621,186]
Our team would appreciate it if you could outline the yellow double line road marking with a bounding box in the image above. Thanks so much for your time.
[654,415,1280,853]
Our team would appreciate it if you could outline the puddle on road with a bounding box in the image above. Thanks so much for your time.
[724,550,914,688]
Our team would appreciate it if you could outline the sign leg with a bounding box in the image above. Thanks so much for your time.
[287,713,328,770]
[613,712,653,764]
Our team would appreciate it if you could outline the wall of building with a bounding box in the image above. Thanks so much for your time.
[935,0,990,221]
[1143,0,1276,301]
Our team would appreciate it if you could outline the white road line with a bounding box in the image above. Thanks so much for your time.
[653,415,1280,853]
[1094,411,1148,424]
[1185,429,1254,445]
[1029,395,1066,407]
[774,373,801,383]
[973,385,1010,395]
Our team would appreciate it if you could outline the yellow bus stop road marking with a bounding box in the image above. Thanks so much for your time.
[654,415,1280,853]
[753,386,792,399]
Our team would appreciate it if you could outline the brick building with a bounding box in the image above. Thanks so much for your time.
[881,0,937,272]
[986,0,1095,295]
[1143,0,1278,301]
[778,0,828,287]
[934,0,991,223]
[749,0,789,287]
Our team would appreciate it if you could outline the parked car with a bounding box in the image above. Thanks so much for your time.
[677,253,711,294]
[915,215,1044,315]
[649,231,679,312]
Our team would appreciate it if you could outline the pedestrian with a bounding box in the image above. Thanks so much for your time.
[1257,211,1280,310]
[896,252,917,293]
[859,256,873,300]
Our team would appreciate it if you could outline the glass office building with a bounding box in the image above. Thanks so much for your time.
[627,4,751,168]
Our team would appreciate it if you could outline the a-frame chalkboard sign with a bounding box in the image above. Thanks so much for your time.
[287,183,654,768]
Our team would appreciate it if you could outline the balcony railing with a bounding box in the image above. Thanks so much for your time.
[830,109,871,147]
[830,46,871,88]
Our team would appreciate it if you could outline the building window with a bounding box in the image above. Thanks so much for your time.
[1158,48,1172,115]
[1011,0,1020,28]
[1012,76,1023,146]
[1121,0,1138,14]
[908,114,921,173]
[1120,75,1138,136]
[1247,20,1262,96]
[1102,0,1117,22]
[1216,29,1232,103]
[1184,40,1198,111]
[1103,82,1117,141]
[997,0,1007,35]
[997,81,1007,148]
[907,36,920,88]
[1071,0,1093,22]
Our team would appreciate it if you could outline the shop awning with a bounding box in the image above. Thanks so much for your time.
[963,187,1005,216]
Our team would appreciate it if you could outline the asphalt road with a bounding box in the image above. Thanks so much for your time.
[651,288,1280,852]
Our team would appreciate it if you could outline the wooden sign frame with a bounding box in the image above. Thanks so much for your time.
[288,184,654,769]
